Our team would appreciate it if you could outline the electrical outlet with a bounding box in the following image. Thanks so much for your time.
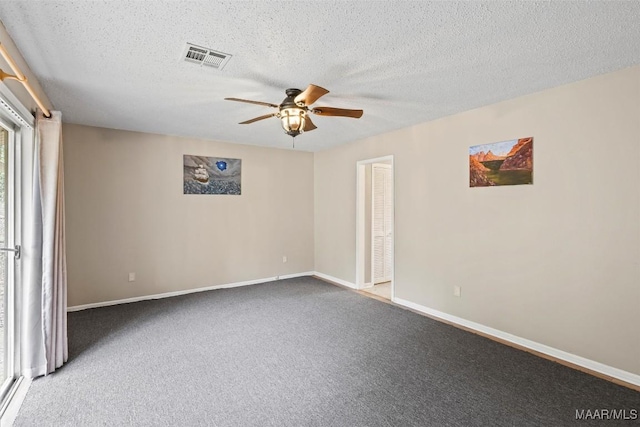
[453,286,461,297]
[282,256,287,263]
[128,272,136,282]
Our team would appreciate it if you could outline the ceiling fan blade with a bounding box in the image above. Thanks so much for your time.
[303,116,317,132]
[312,106,364,119]
[239,113,277,124]
[294,84,329,106]
[224,97,279,108]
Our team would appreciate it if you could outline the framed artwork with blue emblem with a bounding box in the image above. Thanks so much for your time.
[183,155,242,195]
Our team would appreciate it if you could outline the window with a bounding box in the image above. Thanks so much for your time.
[0,88,33,417]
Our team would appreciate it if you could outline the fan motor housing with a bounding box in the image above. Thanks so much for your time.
[281,88,304,109]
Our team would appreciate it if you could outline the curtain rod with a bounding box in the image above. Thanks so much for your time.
[0,42,51,118]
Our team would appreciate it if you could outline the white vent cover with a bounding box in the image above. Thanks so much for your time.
[182,43,231,70]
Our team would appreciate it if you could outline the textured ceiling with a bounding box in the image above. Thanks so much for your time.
[0,1,639,151]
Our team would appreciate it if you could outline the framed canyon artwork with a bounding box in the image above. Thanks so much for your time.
[183,155,242,195]
[469,137,533,187]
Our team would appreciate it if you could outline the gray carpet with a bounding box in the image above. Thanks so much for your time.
[14,277,640,426]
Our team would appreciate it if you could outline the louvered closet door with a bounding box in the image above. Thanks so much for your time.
[372,164,392,284]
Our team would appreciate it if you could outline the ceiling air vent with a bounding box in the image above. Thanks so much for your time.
[182,43,232,70]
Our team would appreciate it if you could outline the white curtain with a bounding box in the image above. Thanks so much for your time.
[22,110,68,377]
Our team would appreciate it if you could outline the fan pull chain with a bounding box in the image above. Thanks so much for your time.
[292,136,295,149]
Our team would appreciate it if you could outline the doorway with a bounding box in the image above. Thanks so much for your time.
[0,117,19,404]
[356,156,394,301]
[0,88,30,419]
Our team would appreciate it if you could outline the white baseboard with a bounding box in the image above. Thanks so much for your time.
[312,272,357,289]
[67,271,314,312]
[393,297,640,388]
[66,272,639,387]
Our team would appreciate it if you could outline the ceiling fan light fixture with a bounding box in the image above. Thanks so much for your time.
[225,84,363,142]
[280,107,306,137]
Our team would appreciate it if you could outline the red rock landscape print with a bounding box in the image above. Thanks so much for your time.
[469,137,533,187]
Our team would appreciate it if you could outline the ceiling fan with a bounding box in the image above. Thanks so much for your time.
[225,84,363,138]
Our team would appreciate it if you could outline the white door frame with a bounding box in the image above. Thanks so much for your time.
[355,155,395,301]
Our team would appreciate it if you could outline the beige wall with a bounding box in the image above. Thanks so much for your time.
[314,66,640,375]
[64,124,314,307]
